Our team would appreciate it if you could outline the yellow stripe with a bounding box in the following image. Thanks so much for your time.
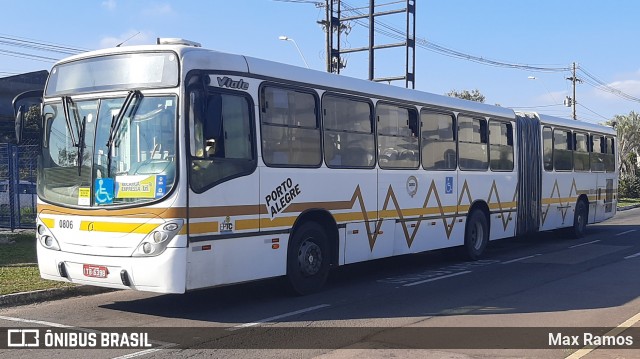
[235,218,260,231]
[189,221,219,235]
[79,221,158,234]
[565,311,640,359]
[488,201,517,210]
[41,218,54,228]
[260,216,297,229]
[541,197,577,205]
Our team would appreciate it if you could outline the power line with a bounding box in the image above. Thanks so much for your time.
[577,102,610,121]
[340,1,570,73]
[578,65,640,103]
[0,35,87,55]
[509,103,564,109]
[0,34,91,67]
[0,49,59,62]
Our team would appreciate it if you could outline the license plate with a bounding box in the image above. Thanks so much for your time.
[83,264,109,278]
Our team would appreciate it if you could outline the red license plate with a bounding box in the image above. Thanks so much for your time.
[83,264,109,278]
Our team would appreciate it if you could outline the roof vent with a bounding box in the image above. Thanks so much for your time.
[156,38,201,47]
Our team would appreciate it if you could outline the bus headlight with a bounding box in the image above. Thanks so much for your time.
[142,242,153,254]
[133,220,183,257]
[36,221,61,251]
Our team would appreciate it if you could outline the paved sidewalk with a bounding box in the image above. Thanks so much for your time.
[0,286,116,308]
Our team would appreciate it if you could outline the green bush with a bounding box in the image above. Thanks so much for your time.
[619,175,640,198]
[20,207,36,224]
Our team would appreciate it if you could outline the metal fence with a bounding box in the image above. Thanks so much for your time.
[0,139,38,230]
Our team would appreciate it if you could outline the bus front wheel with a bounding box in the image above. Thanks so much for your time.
[286,222,330,295]
[464,210,489,260]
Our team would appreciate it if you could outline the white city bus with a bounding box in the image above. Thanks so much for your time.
[16,38,617,294]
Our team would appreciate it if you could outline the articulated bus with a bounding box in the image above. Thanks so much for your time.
[14,38,617,294]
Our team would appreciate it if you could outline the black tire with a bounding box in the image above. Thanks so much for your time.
[286,222,330,295]
[464,210,489,260]
[570,200,588,239]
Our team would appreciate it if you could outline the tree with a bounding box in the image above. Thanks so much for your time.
[605,111,640,178]
[446,89,485,103]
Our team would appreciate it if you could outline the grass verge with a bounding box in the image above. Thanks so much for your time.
[0,232,74,296]
[618,198,640,206]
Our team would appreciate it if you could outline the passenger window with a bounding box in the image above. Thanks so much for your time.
[458,115,488,171]
[489,120,514,171]
[260,86,321,167]
[590,135,605,172]
[553,129,573,171]
[377,103,419,169]
[323,95,375,168]
[543,126,553,171]
[604,136,615,172]
[573,132,589,171]
[421,110,456,170]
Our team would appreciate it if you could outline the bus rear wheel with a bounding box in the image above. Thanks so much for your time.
[286,222,330,295]
[464,210,489,260]
[569,200,588,239]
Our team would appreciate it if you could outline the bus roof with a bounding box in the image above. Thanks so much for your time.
[54,41,614,134]
[520,112,615,135]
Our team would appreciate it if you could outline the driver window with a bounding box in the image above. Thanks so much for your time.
[190,91,256,192]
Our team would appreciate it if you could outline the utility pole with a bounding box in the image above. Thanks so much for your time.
[321,0,416,88]
[566,62,582,120]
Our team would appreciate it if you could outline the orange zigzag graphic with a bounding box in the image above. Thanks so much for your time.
[347,180,518,251]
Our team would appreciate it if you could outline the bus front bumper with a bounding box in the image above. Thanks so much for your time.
[37,244,187,294]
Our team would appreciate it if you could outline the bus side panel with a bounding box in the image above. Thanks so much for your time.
[186,233,288,290]
[320,169,377,265]
[540,171,597,231]
[540,170,565,230]
[258,166,377,266]
[573,172,598,226]
[398,171,460,254]
[457,171,517,241]
[594,173,617,223]
[186,170,264,290]
[488,172,517,241]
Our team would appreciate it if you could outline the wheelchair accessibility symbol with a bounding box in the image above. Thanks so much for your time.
[445,176,453,194]
[95,178,114,204]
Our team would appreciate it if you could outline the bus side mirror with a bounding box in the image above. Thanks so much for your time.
[15,105,25,145]
[12,90,43,145]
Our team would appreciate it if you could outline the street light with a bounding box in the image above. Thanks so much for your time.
[278,35,309,69]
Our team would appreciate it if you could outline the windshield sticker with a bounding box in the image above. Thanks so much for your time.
[94,178,114,205]
[115,175,167,199]
[155,175,167,198]
[78,187,91,206]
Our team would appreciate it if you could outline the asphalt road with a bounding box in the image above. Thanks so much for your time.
[1,208,639,359]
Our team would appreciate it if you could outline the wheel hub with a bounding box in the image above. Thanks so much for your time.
[298,240,322,276]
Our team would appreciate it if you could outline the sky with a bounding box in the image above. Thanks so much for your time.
[1,0,639,124]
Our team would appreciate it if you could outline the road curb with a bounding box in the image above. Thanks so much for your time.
[0,286,117,308]
[617,204,640,211]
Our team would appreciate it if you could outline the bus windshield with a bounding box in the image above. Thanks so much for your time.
[39,95,177,207]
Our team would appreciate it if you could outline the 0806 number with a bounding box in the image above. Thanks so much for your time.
[59,220,74,229]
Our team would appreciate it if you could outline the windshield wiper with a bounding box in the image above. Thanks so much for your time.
[62,96,87,175]
[77,115,87,176]
[61,96,79,147]
[106,90,142,177]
